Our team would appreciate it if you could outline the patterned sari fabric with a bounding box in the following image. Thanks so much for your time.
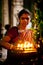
[4,27,35,65]
[6,26,34,47]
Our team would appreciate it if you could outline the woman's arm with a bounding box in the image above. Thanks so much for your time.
[0,36,16,51]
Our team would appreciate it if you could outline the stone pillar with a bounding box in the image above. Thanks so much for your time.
[0,0,9,61]
[2,0,9,36]
[11,0,23,26]
[2,0,9,27]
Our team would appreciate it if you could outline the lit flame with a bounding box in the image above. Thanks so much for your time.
[15,29,39,52]
[17,41,34,50]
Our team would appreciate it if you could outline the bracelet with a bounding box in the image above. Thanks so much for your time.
[10,44,13,50]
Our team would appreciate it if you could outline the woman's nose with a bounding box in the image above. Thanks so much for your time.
[24,19,27,21]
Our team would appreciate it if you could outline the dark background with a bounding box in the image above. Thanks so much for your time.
[0,0,43,23]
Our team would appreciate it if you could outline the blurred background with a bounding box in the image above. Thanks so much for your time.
[0,0,43,27]
[0,0,43,64]
[0,0,43,35]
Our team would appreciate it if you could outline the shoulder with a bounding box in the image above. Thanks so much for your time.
[7,26,19,38]
[10,26,18,30]
[7,26,18,33]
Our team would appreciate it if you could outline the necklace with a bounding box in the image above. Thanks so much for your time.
[18,30,25,33]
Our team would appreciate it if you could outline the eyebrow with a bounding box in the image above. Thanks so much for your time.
[21,17,29,20]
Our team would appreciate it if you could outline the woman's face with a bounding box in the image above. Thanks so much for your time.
[19,13,31,28]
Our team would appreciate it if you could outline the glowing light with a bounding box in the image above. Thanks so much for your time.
[17,41,34,51]
[38,44,40,48]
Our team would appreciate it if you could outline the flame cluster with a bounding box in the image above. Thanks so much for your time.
[16,41,34,50]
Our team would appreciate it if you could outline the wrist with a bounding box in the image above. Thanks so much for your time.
[10,44,13,50]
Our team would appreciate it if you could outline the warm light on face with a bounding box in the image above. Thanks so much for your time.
[19,14,31,26]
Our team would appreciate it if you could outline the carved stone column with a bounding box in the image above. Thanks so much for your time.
[0,0,9,61]
[2,0,9,27]
[2,0,9,36]
[11,0,23,26]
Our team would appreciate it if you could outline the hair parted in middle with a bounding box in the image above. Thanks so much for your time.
[18,8,32,19]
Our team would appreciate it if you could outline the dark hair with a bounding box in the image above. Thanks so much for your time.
[5,24,10,30]
[18,8,32,19]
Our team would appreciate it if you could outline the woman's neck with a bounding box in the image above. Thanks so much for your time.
[18,24,26,30]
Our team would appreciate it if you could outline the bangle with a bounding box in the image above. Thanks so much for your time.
[10,44,13,50]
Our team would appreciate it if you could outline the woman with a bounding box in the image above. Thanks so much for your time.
[0,8,35,65]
